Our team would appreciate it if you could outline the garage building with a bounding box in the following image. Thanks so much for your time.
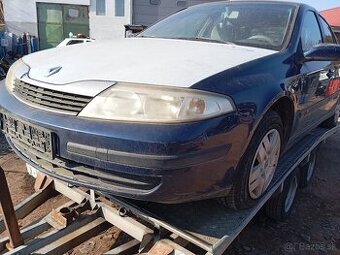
[2,0,222,49]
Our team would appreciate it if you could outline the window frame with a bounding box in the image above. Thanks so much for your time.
[300,10,323,53]
[96,0,106,16]
[317,15,337,44]
[115,0,125,17]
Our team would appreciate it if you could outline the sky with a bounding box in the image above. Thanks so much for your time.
[282,0,339,11]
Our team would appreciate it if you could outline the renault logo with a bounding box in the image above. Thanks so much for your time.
[46,66,62,77]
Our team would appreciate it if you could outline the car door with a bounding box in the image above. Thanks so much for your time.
[295,11,336,133]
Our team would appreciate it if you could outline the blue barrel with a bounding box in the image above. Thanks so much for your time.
[30,36,39,52]
[17,37,24,56]
[0,32,4,59]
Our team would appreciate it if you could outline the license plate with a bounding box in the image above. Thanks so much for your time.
[0,114,53,159]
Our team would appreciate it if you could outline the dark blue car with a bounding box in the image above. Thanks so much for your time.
[0,1,339,209]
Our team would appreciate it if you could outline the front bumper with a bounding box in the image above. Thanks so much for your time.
[0,82,248,203]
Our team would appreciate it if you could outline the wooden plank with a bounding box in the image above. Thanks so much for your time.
[0,166,24,248]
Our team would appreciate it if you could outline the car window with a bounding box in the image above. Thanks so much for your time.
[140,3,296,50]
[319,16,335,44]
[67,40,83,45]
[301,11,322,52]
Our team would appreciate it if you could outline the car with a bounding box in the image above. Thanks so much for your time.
[56,37,94,47]
[0,1,339,209]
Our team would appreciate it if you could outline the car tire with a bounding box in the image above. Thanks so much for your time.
[265,169,299,221]
[298,149,317,188]
[220,110,283,210]
[320,100,339,128]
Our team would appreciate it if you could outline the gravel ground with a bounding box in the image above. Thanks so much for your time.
[0,131,339,254]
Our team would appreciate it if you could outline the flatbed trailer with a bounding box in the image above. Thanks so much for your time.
[0,124,339,255]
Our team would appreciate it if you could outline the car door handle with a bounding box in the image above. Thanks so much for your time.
[327,68,336,79]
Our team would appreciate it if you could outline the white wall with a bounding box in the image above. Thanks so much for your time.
[3,0,39,35]
[2,0,90,36]
[133,0,224,26]
[3,0,131,40]
[89,0,132,40]
[3,0,219,41]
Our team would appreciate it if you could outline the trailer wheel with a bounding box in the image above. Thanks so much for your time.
[265,170,299,221]
[298,149,317,188]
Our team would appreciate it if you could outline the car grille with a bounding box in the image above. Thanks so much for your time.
[13,79,92,115]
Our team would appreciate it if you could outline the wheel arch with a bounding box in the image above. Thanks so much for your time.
[268,96,295,147]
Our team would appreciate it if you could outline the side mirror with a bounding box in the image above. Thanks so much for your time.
[304,44,340,62]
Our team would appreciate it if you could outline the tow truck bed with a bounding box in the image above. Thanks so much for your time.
[0,125,338,255]
[108,126,339,255]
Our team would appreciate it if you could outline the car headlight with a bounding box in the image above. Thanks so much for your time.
[5,59,30,92]
[79,83,235,123]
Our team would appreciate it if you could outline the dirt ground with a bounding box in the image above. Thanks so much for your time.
[0,132,339,255]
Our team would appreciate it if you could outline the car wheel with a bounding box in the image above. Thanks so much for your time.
[221,110,283,210]
[321,100,339,128]
[298,149,317,188]
[265,169,299,221]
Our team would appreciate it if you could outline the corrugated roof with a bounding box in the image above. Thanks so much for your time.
[321,7,340,27]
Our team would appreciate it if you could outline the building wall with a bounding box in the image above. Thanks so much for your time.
[2,0,130,40]
[89,0,132,40]
[132,0,224,26]
[2,0,90,36]
[3,0,222,41]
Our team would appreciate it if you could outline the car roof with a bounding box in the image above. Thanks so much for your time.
[205,0,309,9]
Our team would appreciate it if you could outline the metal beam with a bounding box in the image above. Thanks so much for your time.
[100,202,154,245]
[0,183,55,233]
[5,213,99,255]
[35,217,109,255]
[53,180,96,208]
[104,239,140,255]
[0,220,50,252]
[0,166,24,248]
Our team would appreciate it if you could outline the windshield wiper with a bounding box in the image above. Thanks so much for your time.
[138,36,235,45]
[172,37,234,45]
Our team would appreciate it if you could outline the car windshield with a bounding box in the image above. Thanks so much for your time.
[140,2,296,50]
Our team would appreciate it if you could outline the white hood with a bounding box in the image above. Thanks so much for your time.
[23,38,276,96]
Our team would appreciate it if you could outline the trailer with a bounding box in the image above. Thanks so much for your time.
[0,124,339,255]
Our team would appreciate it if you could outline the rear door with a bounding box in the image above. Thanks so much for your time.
[296,11,336,133]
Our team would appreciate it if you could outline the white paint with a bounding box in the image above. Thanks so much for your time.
[23,37,276,96]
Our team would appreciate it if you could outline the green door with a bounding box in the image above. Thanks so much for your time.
[37,3,89,49]
[62,5,90,40]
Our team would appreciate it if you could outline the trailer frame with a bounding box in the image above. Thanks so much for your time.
[0,124,339,255]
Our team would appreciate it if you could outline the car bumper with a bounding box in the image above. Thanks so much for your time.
[0,82,248,203]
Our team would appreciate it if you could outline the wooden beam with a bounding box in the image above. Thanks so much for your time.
[0,166,24,249]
